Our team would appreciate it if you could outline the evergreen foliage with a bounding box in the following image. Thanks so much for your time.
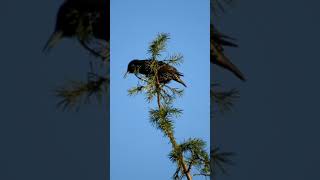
[127,33,210,180]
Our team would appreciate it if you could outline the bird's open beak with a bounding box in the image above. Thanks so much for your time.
[43,31,63,53]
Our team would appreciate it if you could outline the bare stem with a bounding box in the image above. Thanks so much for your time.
[153,59,192,180]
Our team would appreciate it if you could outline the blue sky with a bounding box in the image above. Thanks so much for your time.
[110,0,210,179]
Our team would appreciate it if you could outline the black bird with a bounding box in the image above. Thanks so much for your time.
[43,0,109,52]
[126,59,187,87]
[211,26,246,81]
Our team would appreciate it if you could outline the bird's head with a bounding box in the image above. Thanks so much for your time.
[127,59,142,73]
[124,59,143,78]
[55,1,81,36]
[43,1,80,53]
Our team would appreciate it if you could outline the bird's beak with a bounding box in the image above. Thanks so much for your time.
[123,71,129,78]
[43,31,63,53]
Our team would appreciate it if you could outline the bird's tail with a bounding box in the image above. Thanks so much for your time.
[212,52,246,81]
[43,31,63,53]
[174,76,187,87]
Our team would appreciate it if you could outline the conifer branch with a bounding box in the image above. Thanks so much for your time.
[210,148,235,175]
[127,34,210,180]
[55,61,108,111]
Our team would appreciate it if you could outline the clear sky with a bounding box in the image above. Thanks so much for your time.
[110,0,210,179]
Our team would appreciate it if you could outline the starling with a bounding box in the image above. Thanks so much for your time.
[211,26,246,81]
[43,0,109,52]
[126,59,187,87]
